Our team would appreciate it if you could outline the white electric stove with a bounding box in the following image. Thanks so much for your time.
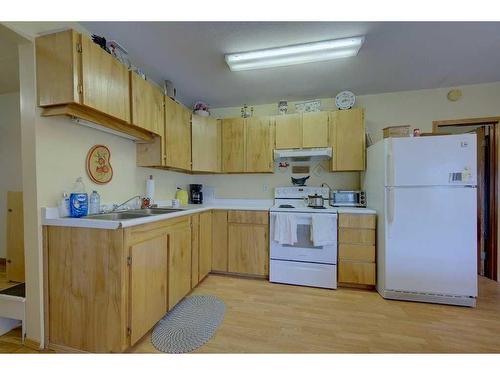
[269,187,338,289]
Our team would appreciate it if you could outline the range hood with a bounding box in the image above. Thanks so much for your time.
[273,147,333,160]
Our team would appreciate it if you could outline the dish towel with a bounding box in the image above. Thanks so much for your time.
[310,215,337,247]
[272,213,298,245]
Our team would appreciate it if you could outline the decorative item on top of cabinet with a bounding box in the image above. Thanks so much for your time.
[338,213,376,288]
[192,115,221,173]
[35,29,153,142]
[329,108,365,171]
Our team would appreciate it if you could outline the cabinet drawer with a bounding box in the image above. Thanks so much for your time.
[339,228,375,245]
[339,244,375,262]
[339,214,376,229]
[338,261,375,285]
[228,210,268,225]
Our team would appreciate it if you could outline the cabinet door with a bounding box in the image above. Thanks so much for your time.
[168,220,192,309]
[81,36,130,122]
[130,234,168,345]
[199,211,213,280]
[191,214,200,288]
[212,210,228,272]
[165,98,192,171]
[302,111,329,148]
[221,118,245,172]
[6,191,24,282]
[330,109,365,171]
[130,72,164,136]
[245,117,273,172]
[228,224,269,276]
[275,114,302,149]
[192,115,220,172]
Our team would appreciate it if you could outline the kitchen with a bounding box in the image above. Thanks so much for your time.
[1,7,500,372]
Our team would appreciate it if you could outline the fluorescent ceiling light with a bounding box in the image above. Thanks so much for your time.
[225,36,365,71]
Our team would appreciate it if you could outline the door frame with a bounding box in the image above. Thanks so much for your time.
[433,117,499,281]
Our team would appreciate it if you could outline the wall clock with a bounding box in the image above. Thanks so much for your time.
[335,91,356,110]
[86,145,113,184]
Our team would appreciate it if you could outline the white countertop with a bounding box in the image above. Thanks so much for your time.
[42,198,376,229]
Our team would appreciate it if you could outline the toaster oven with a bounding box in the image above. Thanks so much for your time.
[330,190,366,207]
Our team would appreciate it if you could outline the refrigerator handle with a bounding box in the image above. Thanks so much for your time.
[386,146,394,187]
[387,187,395,228]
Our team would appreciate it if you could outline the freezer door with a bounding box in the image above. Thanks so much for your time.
[385,186,477,297]
[387,134,477,187]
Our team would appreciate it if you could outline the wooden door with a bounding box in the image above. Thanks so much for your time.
[199,211,213,280]
[228,224,269,276]
[221,118,245,172]
[130,72,164,136]
[212,210,228,272]
[165,98,192,171]
[245,117,273,172]
[275,114,302,149]
[81,36,130,122]
[191,214,200,288]
[192,115,220,172]
[129,234,168,345]
[330,108,365,171]
[6,191,24,282]
[168,220,192,309]
[302,112,329,148]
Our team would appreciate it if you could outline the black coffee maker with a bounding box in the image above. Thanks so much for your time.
[189,184,203,204]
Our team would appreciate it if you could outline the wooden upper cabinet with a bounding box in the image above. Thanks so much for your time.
[129,234,168,346]
[192,115,221,173]
[245,116,273,172]
[165,97,192,171]
[302,111,329,148]
[330,108,365,171]
[130,72,164,136]
[80,36,130,122]
[221,117,245,172]
[36,29,80,106]
[275,114,302,149]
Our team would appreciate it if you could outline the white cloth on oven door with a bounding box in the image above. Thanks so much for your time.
[310,214,337,246]
[272,213,298,245]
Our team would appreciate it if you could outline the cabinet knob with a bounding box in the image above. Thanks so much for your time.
[7,259,12,263]
[8,209,13,212]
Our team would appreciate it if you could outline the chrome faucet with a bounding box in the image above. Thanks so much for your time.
[110,195,142,212]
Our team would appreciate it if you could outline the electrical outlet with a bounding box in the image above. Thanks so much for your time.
[263,184,269,192]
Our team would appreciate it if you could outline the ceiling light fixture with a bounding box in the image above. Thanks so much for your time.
[225,36,365,71]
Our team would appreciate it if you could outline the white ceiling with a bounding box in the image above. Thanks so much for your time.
[0,25,21,95]
[81,22,500,108]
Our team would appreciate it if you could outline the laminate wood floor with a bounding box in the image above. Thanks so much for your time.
[131,274,500,353]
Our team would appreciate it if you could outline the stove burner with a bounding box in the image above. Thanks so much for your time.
[279,204,295,208]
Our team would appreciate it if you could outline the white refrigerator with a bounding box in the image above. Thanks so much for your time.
[363,134,477,307]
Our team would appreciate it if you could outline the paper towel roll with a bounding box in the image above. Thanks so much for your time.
[146,175,155,202]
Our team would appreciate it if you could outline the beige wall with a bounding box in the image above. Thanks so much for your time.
[0,92,22,259]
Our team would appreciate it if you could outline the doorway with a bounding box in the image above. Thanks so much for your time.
[433,118,499,281]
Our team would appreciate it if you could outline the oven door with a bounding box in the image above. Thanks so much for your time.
[270,212,337,264]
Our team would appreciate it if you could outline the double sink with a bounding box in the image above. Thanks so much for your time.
[85,208,184,221]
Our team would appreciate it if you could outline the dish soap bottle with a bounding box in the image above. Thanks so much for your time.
[58,192,70,217]
[89,190,101,215]
[69,177,88,218]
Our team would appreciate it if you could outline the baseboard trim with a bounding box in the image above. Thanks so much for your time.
[338,282,376,290]
[210,271,268,280]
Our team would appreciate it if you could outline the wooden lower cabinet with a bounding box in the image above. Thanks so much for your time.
[167,218,192,309]
[191,214,200,288]
[228,224,269,276]
[129,234,168,345]
[212,210,229,272]
[199,211,213,280]
[337,213,377,287]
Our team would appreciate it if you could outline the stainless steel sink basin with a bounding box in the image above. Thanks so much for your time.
[133,208,184,215]
[85,208,184,221]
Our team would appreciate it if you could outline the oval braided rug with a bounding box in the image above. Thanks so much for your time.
[151,295,226,353]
